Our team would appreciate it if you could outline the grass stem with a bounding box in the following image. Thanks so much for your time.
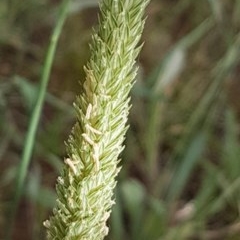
[5,0,70,239]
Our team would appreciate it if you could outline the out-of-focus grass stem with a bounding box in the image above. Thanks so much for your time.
[5,0,70,239]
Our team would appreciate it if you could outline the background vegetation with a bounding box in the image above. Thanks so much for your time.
[1,0,240,239]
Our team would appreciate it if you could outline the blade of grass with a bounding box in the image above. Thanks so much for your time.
[166,130,207,203]
[201,159,240,218]
[165,35,240,204]
[208,176,240,216]
[171,34,240,164]
[222,108,240,179]
[208,0,223,22]
[109,188,125,240]
[5,0,70,239]
[120,180,146,239]
[141,197,166,239]
[206,108,240,215]
[145,18,213,88]
[69,0,98,14]
[144,18,213,184]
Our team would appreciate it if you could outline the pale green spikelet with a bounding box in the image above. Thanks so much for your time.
[44,0,149,239]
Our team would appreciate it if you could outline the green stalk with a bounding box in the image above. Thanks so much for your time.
[6,0,70,239]
[44,0,149,239]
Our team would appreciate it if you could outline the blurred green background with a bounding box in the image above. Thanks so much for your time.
[1,0,240,239]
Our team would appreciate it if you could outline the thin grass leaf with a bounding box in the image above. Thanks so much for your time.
[108,188,125,240]
[120,179,146,239]
[172,34,240,163]
[166,131,207,203]
[143,19,213,181]
[222,108,240,179]
[5,0,70,238]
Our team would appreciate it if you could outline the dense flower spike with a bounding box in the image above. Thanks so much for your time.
[44,0,149,239]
